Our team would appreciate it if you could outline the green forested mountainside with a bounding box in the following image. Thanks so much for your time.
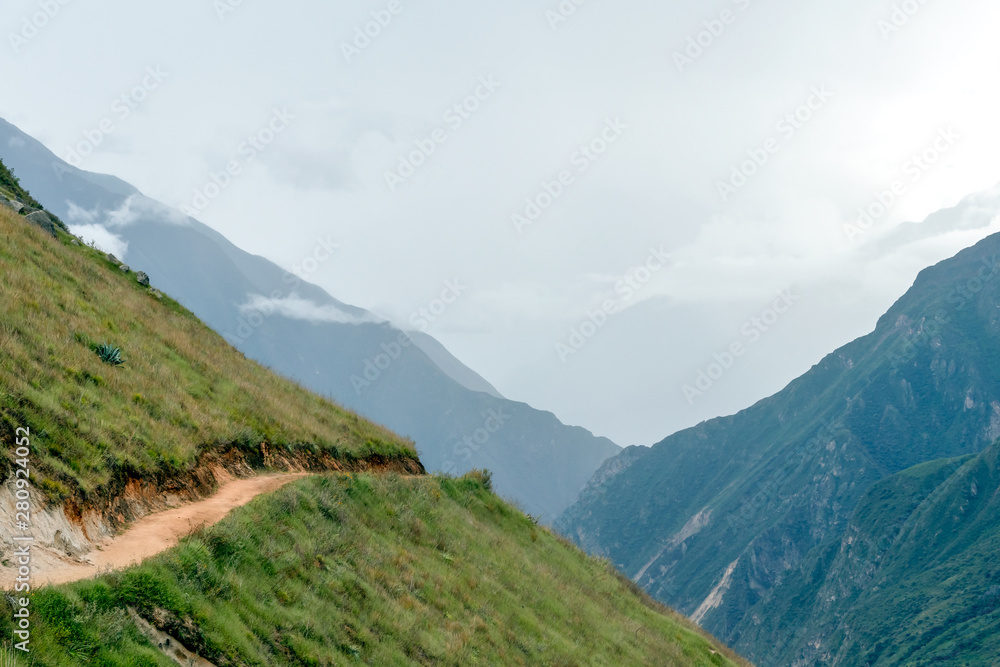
[3,472,750,666]
[740,442,1000,665]
[557,220,1000,664]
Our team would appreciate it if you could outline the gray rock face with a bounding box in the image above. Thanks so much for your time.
[0,196,24,214]
[136,271,150,287]
[24,210,58,237]
[106,253,119,264]
[119,264,130,273]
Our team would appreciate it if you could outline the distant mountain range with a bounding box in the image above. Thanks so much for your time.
[0,117,620,521]
[557,189,1000,665]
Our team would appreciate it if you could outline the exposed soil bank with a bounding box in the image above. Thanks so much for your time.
[1,473,307,588]
[0,442,424,589]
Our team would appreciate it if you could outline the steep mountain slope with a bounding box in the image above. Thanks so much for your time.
[0,118,619,520]
[6,472,750,666]
[0,186,747,664]
[407,330,504,398]
[742,443,1000,665]
[557,189,1000,662]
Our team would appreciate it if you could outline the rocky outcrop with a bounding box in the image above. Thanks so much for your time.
[24,209,59,237]
[1,195,64,237]
[128,608,218,667]
[0,195,24,213]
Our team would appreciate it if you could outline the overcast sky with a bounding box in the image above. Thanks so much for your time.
[4,0,1000,447]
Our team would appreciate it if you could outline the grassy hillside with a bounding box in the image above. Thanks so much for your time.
[4,471,749,666]
[0,204,416,502]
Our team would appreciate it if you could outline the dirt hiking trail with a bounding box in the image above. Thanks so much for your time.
[2,472,308,589]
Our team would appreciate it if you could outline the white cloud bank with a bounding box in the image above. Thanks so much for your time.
[238,294,383,326]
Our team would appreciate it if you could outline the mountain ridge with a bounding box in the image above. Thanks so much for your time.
[557,191,1000,664]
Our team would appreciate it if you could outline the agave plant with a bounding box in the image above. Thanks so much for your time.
[95,342,125,366]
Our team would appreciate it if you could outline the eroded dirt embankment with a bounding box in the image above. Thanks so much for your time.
[0,442,424,588]
[2,472,307,588]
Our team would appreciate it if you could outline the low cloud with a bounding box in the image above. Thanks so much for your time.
[66,195,190,229]
[238,293,383,325]
[67,224,129,260]
[869,185,1000,258]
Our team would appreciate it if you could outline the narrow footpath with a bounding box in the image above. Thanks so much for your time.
[1,472,308,589]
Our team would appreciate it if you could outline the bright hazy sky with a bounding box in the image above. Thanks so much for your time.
[4,0,1000,446]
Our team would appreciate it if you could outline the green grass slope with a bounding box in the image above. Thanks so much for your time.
[0,203,417,503]
[4,471,749,666]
